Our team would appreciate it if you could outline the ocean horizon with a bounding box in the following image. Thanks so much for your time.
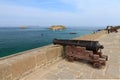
[0,27,103,58]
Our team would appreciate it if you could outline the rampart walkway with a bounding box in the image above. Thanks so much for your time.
[21,30,120,79]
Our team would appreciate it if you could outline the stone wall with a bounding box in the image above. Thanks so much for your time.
[0,45,63,80]
[0,30,107,80]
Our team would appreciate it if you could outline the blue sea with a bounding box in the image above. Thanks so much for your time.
[0,27,100,57]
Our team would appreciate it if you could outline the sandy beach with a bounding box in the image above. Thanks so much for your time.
[20,29,120,79]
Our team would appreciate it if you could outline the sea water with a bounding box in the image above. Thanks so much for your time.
[0,27,98,57]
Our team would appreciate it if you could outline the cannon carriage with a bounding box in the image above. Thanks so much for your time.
[53,39,108,68]
[106,26,118,33]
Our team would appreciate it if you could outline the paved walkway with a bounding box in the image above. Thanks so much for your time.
[21,30,120,80]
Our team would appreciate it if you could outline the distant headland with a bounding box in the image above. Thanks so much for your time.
[48,25,66,30]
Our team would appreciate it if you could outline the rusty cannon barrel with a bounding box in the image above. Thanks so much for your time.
[53,39,104,52]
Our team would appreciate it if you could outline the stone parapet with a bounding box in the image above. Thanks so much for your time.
[0,45,63,80]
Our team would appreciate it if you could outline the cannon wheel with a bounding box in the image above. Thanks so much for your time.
[93,62,102,68]
[66,55,74,62]
[101,61,106,65]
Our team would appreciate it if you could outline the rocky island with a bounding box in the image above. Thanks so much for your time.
[20,26,26,29]
[48,25,66,30]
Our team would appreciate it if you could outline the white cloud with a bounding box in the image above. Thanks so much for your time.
[0,3,81,26]
[0,0,120,26]
[61,0,120,19]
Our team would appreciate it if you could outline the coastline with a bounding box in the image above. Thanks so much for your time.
[0,27,93,58]
[74,30,107,40]
[0,30,107,60]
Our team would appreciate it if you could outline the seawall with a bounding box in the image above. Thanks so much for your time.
[0,30,107,80]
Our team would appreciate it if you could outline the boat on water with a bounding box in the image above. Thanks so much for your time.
[69,32,77,34]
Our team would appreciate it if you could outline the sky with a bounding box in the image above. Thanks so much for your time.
[0,0,120,27]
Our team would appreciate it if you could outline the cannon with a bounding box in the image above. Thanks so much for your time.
[53,39,104,52]
[106,26,118,33]
[53,39,108,68]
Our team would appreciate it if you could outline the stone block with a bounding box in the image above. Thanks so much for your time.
[10,58,25,79]
[41,72,59,80]
[0,62,12,80]
[10,54,36,80]
[57,71,75,79]
[35,50,47,68]
[45,46,63,62]
[55,46,63,57]
[21,54,36,73]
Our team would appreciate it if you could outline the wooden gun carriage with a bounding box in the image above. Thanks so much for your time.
[53,39,108,68]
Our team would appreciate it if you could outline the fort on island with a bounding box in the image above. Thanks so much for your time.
[20,26,26,29]
[48,25,66,30]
